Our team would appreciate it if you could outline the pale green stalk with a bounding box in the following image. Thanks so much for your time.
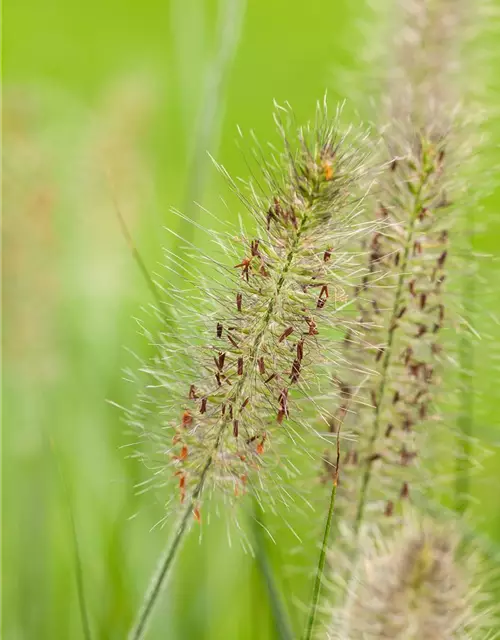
[304,430,340,640]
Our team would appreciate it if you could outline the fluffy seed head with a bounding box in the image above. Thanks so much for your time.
[330,519,496,640]
[123,102,375,524]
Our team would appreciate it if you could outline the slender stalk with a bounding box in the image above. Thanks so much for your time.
[303,428,340,640]
[251,498,294,640]
[182,0,246,224]
[108,179,164,310]
[353,181,424,533]
[129,455,213,640]
[48,436,92,640]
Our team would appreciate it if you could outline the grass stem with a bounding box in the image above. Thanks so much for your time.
[303,429,340,640]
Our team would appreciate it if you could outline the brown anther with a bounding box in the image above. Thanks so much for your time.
[279,326,294,342]
[390,158,397,172]
[189,384,198,400]
[200,397,207,414]
[384,500,394,517]
[376,348,384,362]
[296,339,304,361]
[228,405,233,419]
[418,207,429,221]
[323,247,332,262]
[409,362,421,378]
[215,372,222,387]
[264,373,276,384]
[290,359,301,383]
[234,257,252,282]
[419,403,428,420]
[393,391,400,405]
[307,317,319,336]
[237,357,244,375]
[397,306,407,319]
[215,352,226,371]
[216,322,223,338]
[394,251,400,266]
[236,292,242,312]
[241,398,249,410]
[340,383,352,400]
[439,230,448,244]
[419,293,427,310]
[400,482,410,499]
[233,420,239,438]
[316,284,329,309]
[250,239,260,256]
[438,304,445,323]
[437,250,448,268]
[221,404,226,416]
[409,279,417,297]
[179,445,188,461]
[178,474,186,503]
[256,434,266,454]
[371,389,378,408]
[400,446,417,466]
[402,415,413,432]
[182,411,193,428]
[258,357,266,374]
[385,423,394,438]
[416,324,427,338]
[277,388,289,423]
[377,204,389,218]
[193,507,201,523]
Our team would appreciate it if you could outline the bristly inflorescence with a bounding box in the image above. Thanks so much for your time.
[329,518,496,640]
[330,128,452,531]
[322,0,469,540]
[125,103,373,526]
[315,1,481,628]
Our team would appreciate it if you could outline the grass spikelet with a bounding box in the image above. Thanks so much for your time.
[326,0,476,540]
[313,4,491,631]
[125,101,374,638]
[330,518,497,640]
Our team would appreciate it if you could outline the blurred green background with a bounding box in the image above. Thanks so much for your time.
[3,1,500,638]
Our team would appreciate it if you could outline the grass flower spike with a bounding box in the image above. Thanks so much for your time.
[333,519,495,640]
[125,103,373,638]
[328,0,470,537]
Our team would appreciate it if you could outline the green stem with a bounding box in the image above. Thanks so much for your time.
[353,183,423,533]
[128,456,213,640]
[303,432,340,640]
[251,498,294,640]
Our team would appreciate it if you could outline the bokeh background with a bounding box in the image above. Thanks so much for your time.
[3,1,500,638]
